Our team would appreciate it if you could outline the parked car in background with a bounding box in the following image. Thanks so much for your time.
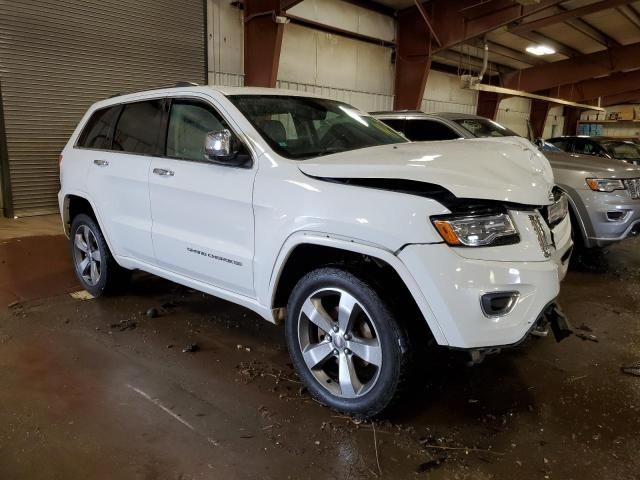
[546,136,640,166]
[374,112,640,249]
[59,87,572,417]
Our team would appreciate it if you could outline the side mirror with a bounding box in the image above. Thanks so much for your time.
[204,129,251,167]
[205,129,232,159]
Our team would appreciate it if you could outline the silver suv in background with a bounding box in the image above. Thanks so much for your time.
[374,112,640,249]
[546,136,640,166]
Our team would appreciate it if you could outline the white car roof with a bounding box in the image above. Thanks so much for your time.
[95,85,327,110]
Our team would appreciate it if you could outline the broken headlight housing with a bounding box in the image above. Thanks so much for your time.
[586,178,625,192]
[431,213,519,247]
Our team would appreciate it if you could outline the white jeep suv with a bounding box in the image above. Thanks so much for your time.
[59,85,572,417]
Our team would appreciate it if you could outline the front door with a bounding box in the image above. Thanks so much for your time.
[149,96,256,297]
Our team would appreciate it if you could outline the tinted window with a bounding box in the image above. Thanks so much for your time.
[455,118,518,138]
[167,101,226,161]
[547,139,570,151]
[404,119,460,141]
[229,95,406,159]
[77,106,120,149]
[380,119,406,135]
[574,139,602,155]
[113,100,164,155]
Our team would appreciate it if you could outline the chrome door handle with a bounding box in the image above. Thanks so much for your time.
[93,159,109,167]
[153,168,174,177]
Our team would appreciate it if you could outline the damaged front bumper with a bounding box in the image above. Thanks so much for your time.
[466,302,573,364]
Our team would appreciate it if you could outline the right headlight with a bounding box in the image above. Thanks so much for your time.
[586,178,625,192]
[431,213,519,247]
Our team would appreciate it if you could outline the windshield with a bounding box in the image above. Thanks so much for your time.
[602,141,640,159]
[229,95,407,159]
[454,118,519,138]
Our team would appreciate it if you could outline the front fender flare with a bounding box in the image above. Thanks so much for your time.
[266,231,449,345]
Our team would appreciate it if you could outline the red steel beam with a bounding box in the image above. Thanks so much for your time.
[509,0,633,35]
[529,94,552,139]
[394,0,565,111]
[394,8,431,110]
[551,70,640,103]
[243,0,300,87]
[430,0,567,52]
[476,90,501,120]
[563,107,581,136]
[599,90,640,107]
[503,42,640,92]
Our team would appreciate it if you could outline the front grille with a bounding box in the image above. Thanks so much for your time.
[624,179,640,199]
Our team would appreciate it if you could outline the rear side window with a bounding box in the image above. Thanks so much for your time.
[404,120,460,141]
[77,106,120,149]
[113,100,164,155]
[166,101,226,161]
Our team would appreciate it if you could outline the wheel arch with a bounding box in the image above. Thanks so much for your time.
[268,233,448,345]
[555,184,593,248]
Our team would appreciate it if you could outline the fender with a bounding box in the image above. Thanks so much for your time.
[555,184,592,245]
[266,230,449,345]
[60,191,121,265]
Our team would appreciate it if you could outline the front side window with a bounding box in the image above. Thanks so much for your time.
[167,101,226,161]
[77,106,121,149]
[574,139,603,155]
[229,95,406,159]
[455,118,518,138]
[113,100,164,155]
[403,119,460,141]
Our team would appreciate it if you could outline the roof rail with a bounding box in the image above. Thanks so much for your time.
[107,81,199,99]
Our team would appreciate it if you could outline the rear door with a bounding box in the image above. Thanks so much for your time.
[148,96,257,296]
[85,99,164,263]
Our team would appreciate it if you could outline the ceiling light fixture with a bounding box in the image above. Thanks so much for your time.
[526,45,556,56]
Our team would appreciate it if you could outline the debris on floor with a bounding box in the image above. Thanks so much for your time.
[69,290,94,300]
[110,319,137,332]
[146,307,159,318]
[575,332,599,342]
[182,343,200,353]
[415,454,448,474]
[621,362,640,377]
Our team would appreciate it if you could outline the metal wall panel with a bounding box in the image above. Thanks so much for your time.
[0,0,206,216]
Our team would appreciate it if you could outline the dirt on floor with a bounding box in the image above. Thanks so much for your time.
[0,233,639,480]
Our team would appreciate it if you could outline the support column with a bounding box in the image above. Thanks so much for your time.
[394,9,432,111]
[529,96,551,139]
[476,91,501,119]
[564,107,581,136]
[244,0,285,87]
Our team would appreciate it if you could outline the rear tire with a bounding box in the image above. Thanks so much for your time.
[285,267,410,418]
[69,214,130,297]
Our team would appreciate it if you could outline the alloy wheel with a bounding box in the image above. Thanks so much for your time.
[73,224,102,286]
[297,288,383,399]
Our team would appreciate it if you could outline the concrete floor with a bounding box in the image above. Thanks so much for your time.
[1,221,639,479]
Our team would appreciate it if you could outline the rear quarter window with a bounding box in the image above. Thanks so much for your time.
[76,106,121,149]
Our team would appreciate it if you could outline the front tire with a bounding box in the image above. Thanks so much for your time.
[285,267,409,418]
[70,214,130,297]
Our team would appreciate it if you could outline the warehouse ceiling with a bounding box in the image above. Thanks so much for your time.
[241,0,640,109]
[347,0,640,105]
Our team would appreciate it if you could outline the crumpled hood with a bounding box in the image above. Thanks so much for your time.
[544,150,640,178]
[298,138,555,206]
